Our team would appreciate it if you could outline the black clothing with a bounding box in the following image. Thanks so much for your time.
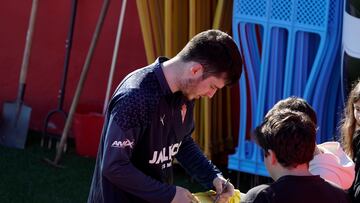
[350,129,360,202]
[242,175,350,203]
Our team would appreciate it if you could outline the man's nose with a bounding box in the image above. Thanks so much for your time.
[207,89,216,98]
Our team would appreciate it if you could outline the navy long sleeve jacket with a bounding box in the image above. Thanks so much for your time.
[87,57,221,203]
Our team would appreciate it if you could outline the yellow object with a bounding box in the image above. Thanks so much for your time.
[193,189,241,203]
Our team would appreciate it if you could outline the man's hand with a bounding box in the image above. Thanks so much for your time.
[213,176,234,203]
[171,186,198,203]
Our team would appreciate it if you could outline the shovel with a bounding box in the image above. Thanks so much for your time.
[0,0,39,149]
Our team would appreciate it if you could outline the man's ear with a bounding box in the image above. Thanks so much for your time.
[190,63,203,76]
[268,149,278,165]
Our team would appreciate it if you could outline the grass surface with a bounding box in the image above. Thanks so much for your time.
[0,131,206,203]
[0,131,262,203]
[0,132,95,203]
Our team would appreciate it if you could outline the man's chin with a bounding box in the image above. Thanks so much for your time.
[195,94,205,100]
[185,95,198,100]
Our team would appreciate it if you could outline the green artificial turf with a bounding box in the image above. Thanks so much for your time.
[0,131,261,203]
[0,132,95,203]
[0,131,204,203]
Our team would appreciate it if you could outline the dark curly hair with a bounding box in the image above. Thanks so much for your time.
[265,96,317,125]
[177,29,242,85]
[254,109,316,168]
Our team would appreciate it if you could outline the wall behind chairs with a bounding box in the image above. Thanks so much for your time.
[0,0,147,131]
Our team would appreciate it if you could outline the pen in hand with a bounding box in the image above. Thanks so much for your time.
[213,178,230,203]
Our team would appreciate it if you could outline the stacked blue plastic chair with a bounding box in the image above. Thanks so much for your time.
[228,0,343,177]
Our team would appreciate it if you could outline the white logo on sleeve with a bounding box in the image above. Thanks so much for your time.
[111,139,134,149]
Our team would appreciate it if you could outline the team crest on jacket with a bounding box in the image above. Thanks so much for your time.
[181,103,187,123]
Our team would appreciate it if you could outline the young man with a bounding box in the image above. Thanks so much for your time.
[87,30,242,203]
[242,109,350,203]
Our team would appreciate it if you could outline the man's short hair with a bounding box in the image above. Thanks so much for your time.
[177,29,242,85]
[254,109,316,168]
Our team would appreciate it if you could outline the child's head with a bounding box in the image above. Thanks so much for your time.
[341,79,360,157]
[265,96,317,125]
[254,109,316,171]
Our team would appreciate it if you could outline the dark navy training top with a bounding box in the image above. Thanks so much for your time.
[87,57,221,203]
